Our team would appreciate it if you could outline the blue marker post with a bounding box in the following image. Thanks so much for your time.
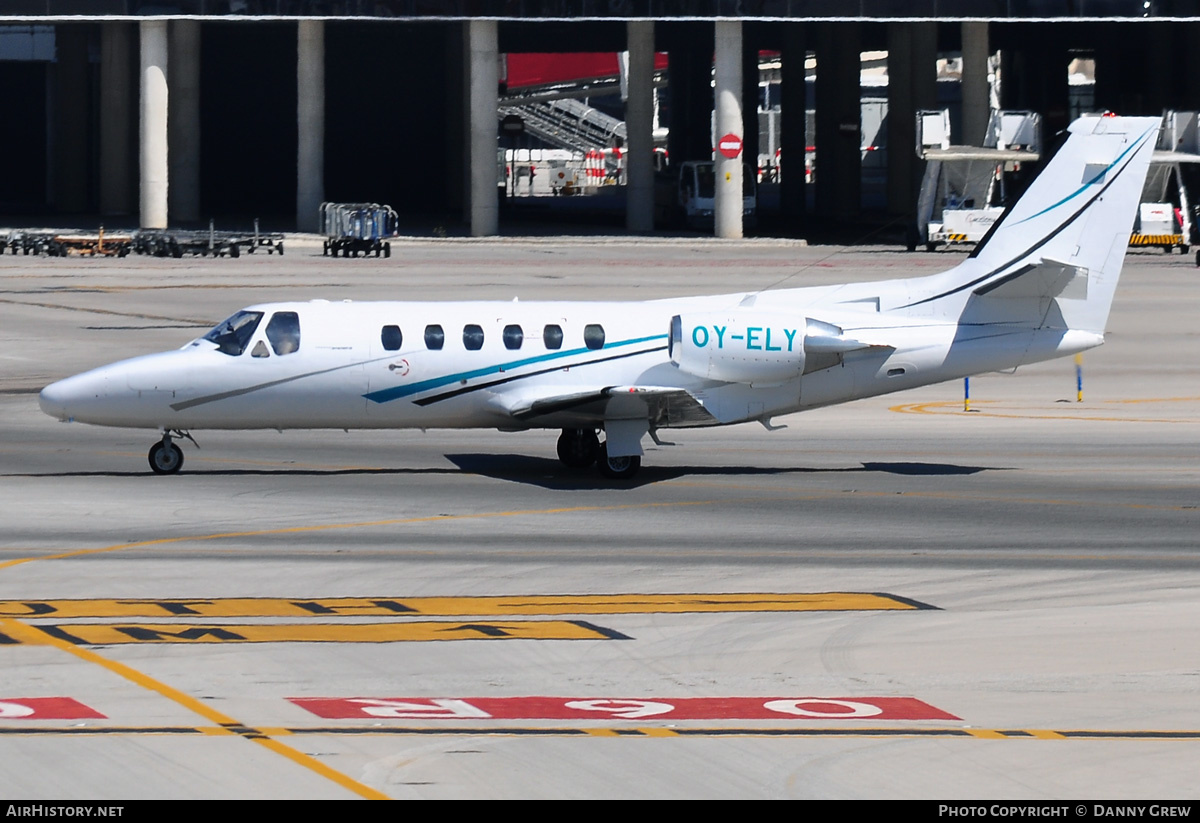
[1075,353,1083,402]
[964,376,970,412]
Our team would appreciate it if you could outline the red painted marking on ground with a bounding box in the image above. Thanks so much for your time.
[290,696,960,721]
[0,697,106,720]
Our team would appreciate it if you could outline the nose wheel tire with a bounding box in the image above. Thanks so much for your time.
[148,440,185,474]
[597,442,641,480]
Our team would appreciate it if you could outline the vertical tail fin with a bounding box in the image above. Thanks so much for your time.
[917,115,1161,335]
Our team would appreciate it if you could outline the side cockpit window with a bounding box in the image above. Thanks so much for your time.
[203,311,263,356]
[266,312,301,355]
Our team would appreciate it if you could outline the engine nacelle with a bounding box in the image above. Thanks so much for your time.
[669,312,807,385]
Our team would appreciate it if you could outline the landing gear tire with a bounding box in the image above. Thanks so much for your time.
[557,428,599,468]
[148,440,184,474]
[597,442,640,480]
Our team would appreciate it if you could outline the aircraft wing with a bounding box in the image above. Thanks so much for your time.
[491,384,718,428]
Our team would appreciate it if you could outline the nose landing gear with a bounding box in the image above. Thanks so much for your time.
[147,430,197,474]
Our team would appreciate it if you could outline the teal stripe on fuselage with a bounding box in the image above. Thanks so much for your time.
[363,333,669,404]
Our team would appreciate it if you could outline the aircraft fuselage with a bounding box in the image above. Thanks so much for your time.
[38,292,1095,434]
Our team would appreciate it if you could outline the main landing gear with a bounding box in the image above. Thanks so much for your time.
[556,428,599,468]
[556,428,641,480]
[596,441,641,480]
[148,430,196,474]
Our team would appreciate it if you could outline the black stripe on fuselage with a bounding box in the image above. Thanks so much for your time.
[412,345,669,406]
[169,346,667,413]
[169,356,396,412]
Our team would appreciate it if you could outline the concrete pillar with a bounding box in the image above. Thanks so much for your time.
[467,20,498,237]
[168,20,201,224]
[297,20,325,232]
[443,24,466,216]
[961,21,990,147]
[1179,25,1200,111]
[1001,28,1070,155]
[666,23,714,165]
[140,20,169,228]
[100,23,135,217]
[713,21,743,239]
[625,20,654,233]
[886,22,936,219]
[742,24,761,175]
[814,23,861,221]
[53,24,89,214]
[779,23,808,229]
[1144,23,1172,115]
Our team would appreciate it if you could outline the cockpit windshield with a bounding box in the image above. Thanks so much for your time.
[202,310,264,356]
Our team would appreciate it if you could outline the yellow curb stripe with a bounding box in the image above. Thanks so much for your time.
[0,592,922,620]
[890,398,1196,424]
[963,728,1007,739]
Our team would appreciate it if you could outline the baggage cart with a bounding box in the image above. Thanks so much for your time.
[320,202,398,258]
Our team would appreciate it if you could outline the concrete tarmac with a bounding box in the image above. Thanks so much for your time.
[0,239,1198,799]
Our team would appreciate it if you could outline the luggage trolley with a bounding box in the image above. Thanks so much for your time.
[320,202,399,258]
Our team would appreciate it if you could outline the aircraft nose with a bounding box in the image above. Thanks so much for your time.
[39,379,71,420]
[39,372,106,422]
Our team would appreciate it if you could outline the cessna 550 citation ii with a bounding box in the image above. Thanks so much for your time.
[40,115,1158,480]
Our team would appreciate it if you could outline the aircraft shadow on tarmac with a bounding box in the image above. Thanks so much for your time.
[10,458,999,487]
[444,454,1000,490]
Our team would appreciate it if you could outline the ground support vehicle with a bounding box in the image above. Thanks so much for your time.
[911,109,1042,252]
[132,227,243,258]
[2,229,132,257]
[49,230,133,257]
[1,231,54,255]
[320,202,398,258]
[1133,112,1200,258]
[241,219,285,255]
[655,160,757,230]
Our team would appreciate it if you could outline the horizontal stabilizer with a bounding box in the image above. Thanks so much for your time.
[973,258,1089,300]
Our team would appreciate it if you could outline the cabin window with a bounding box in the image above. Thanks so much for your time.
[203,310,263,356]
[266,311,301,356]
[424,324,444,350]
[381,325,403,351]
[543,324,563,350]
[463,324,485,351]
[502,324,524,350]
[584,324,605,350]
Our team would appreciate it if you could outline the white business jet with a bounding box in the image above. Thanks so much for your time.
[40,114,1159,479]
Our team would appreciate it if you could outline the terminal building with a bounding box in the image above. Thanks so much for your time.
[3,2,1200,240]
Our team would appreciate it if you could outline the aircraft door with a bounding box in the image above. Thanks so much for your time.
[366,322,416,423]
